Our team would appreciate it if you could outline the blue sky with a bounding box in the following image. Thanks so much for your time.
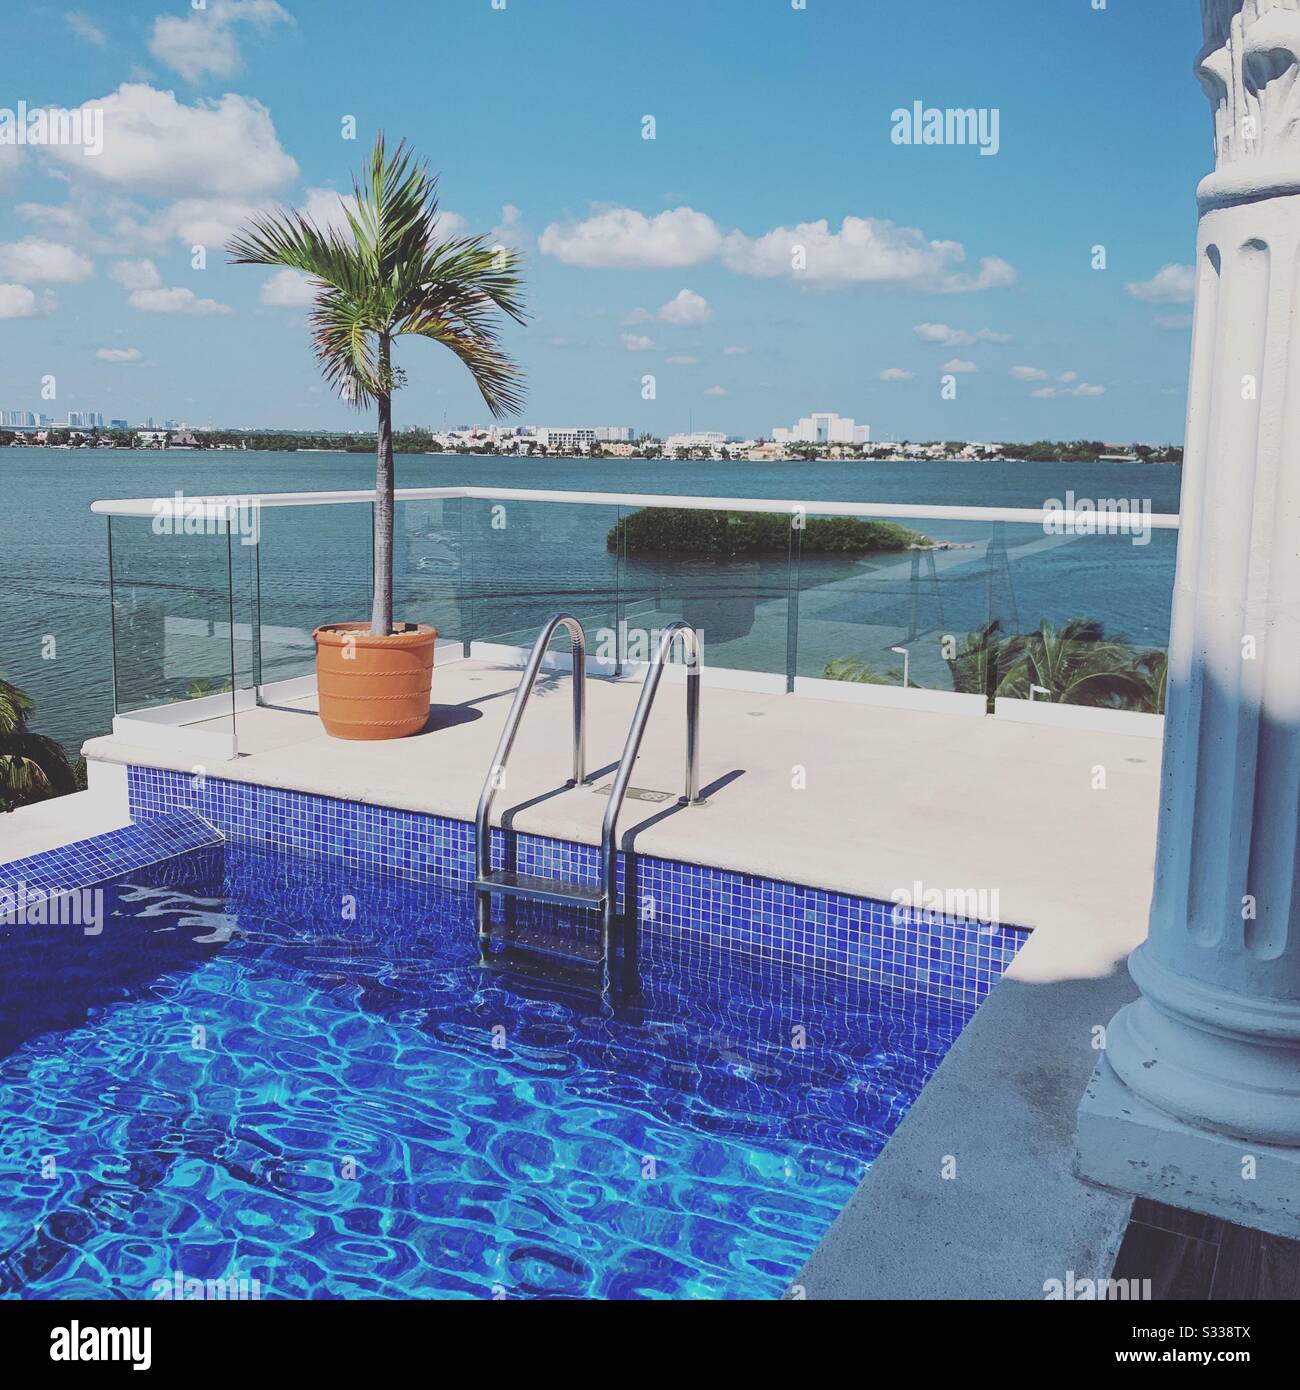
[0,0,1208,441]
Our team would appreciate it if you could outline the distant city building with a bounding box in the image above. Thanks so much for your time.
[535,427,596,452]
[2,409,36,427]
[747,442,787,462]
[110,419,129,430]
[67,411,105,429]
[772,412,870,446]
[664,431,727,453]
[593,426,633,443]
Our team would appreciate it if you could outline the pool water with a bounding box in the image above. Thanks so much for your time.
[0,844,978,1300]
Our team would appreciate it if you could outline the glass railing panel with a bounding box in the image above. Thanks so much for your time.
[983,520,1174,710]
[252,501,373,689]
[792,510,975,690]
[797,510,1175,710]
[108,513,235,730]
[460,496,622,655]
[393,495,469,647]
[614,504,793,678]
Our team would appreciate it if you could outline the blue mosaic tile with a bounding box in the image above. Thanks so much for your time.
[0,809,222,920]
[126,766,1027,1005]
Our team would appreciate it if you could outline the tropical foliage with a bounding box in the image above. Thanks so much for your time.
[0,677,78,813]
[228,134,527,634]
[609,509,931,557]
[821,658,906,685]
[826,617,1168,713]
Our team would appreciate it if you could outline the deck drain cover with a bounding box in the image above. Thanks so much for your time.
[591,783,675,803]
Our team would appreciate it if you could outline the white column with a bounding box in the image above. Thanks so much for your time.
[1075,0,1300,1236]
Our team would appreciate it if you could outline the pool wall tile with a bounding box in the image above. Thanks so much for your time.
[126,766,1026,1005]
[0,809,222,920]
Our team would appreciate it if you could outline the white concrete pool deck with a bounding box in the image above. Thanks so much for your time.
[79,654,1162,986]
[70,655,1161,1299]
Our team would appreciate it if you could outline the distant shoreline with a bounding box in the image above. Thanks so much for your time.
[1,443,1182,465]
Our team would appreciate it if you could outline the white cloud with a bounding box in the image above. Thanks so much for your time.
[17,202,83,233]
[914,322,1009,347]
[722,345,749,356]
[65,11,107,46]
[539,205,1014,293]
[110,258,162,290]
[128,285,232,315]
[127,197,260,250]
[665,355,698,365]
[879,367,915,382]
[1011,365,1049,381]
[111,259,229,313]
[540,207,723,269]
[1032,381,1106,399]
[300,186,360,236]
[1126,263,1195,304]
[1057,371,1078,383]
[620,333,656,351]
[0,238,93,283]
[942,358,978,373]
[0,284,39,319]
[487,203,528,253]
[657,288,712,325]
[703,385,728,396]
[260,267,316,307]
[45,84,298,198]
[149,0,291,82]
[722,217,1017,293]
[96,347,142,362]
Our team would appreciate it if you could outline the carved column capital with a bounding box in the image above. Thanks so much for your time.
[1199,0,1300,201]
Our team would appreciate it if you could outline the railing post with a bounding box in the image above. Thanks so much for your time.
[785,516,801,694]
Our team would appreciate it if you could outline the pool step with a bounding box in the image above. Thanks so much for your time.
[474,870,607,911]
[492,923,605,966]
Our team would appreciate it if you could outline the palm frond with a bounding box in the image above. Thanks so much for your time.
[0,676,77,809]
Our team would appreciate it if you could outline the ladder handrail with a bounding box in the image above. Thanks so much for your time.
[600,620,703,955]
[475,613,588,883]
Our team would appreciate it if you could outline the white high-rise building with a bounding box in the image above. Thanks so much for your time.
[664,431,727,453]
[772,412,870,446]
[535,427,596,452]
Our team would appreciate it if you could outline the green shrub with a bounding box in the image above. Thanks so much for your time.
[607,508,931,556]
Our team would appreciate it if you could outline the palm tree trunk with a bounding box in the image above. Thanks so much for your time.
[371,334,395,635]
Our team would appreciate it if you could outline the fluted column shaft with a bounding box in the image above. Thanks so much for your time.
[1084,1,1300,1175]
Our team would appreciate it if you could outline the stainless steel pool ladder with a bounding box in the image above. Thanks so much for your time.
[474,615,704,979]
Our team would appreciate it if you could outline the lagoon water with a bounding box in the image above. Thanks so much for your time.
[0,449,1182,753]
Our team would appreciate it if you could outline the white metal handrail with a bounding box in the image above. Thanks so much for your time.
[89,484,1182,529]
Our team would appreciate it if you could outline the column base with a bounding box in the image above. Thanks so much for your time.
[1074,1055,1300,1239]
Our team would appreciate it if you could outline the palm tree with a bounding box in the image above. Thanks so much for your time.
[822,657,907,685]
[946,619,1007,710]
[1134,648,1168,714]
[997,618,1151,708]
[0,678,78,813]
[228,135,526,635]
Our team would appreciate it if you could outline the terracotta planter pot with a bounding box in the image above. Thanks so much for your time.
[313,622,437,740]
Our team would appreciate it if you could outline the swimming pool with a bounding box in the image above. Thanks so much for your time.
[0,842,984,1300]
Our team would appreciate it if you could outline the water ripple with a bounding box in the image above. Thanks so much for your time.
[0,843,976,1300]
